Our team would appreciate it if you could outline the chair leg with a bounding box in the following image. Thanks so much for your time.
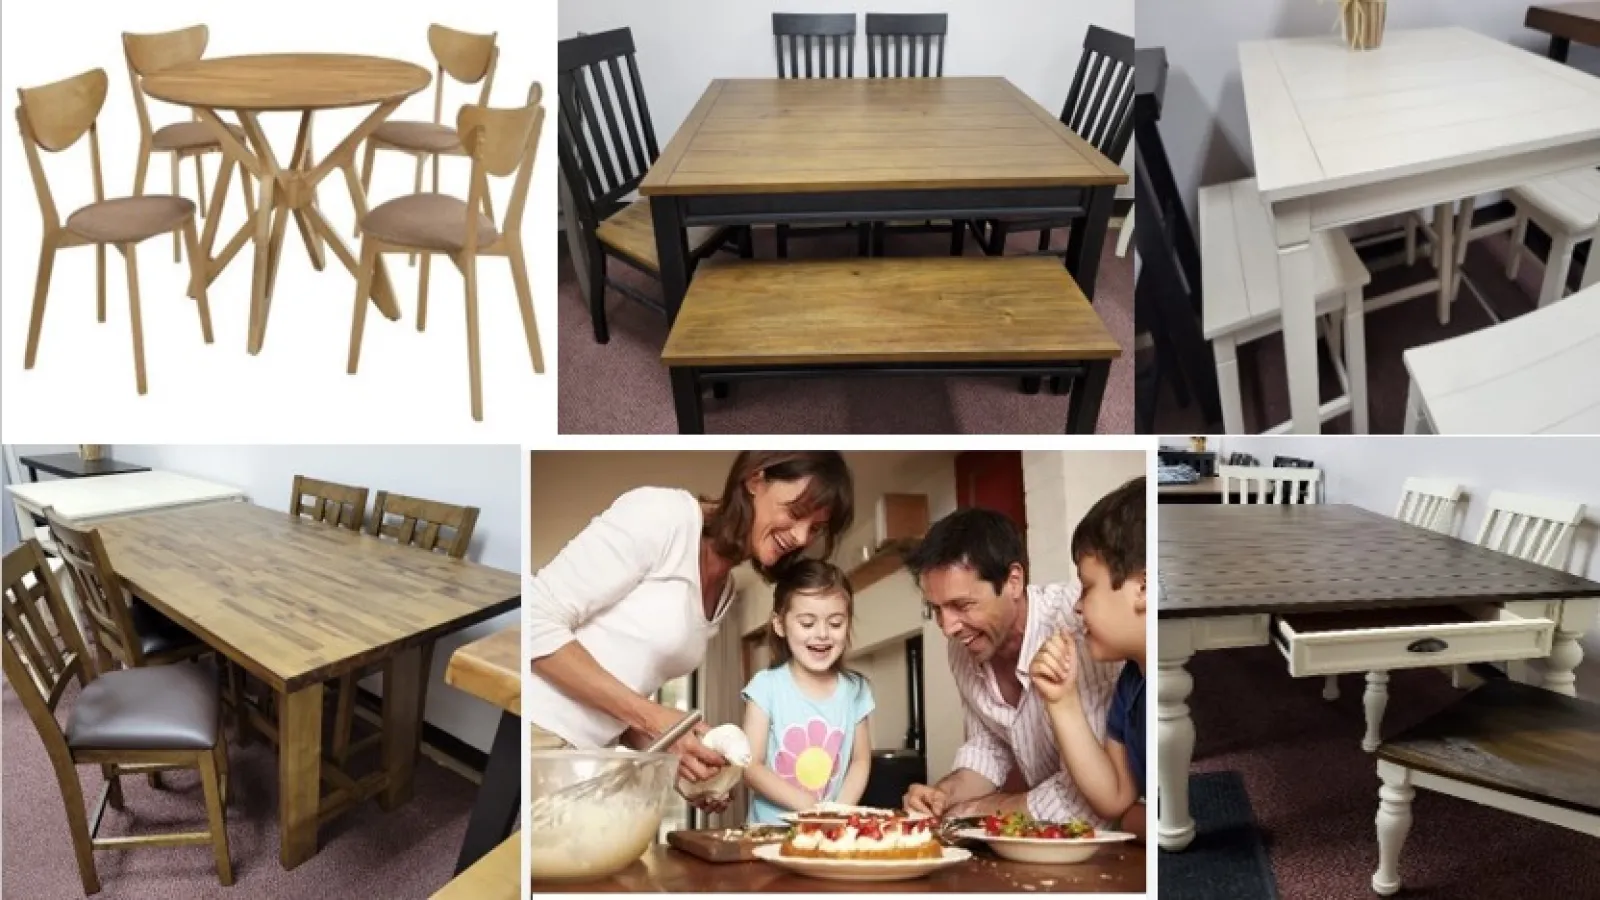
[988,221,1010,256]
[1214,335,1245,434]
[1323,673,1340,701]
[776,223,790,258]
[463,251,483,421]
[348,239,378,373]
[1403,215,1417,266]
[133,146,152,198]
[24,238,57,369]
[199,746,234,886]
[1582,236,1599,291]
[60,768,101,895]
[357,140,377,237]
[1506,211,1529,280]
[418,253,431,332]
[408,154,425,266]
[217,733,231,808]
[510,244,544,373]
[1403,380,1425,435]
[124,244,148,395]
[240,166,255,217]
[228,662,249,744]
[1539,233,1577,308]
[172,154,183,264]
[96,244,107,323]
[588,250,609,344]
[1344,288,1369,434]
[331,672,357,767]
[950,220,966,256]
[1452,196,1476,304]
[183,221,214,344]
[100,763,125,810]
[195,155,208,220]
[481,187,495,225]
[1037,228,1051,253]
[872,222,886,257]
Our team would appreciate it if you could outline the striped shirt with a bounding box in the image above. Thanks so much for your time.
[949,581,1122,825]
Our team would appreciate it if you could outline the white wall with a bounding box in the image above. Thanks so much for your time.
[1138,0,1600,227]
[559,0,1137,194]
[1216,436,1600,702]
[6,444,523,753]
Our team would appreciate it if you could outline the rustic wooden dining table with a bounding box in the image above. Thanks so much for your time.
[639,77,1128,323]
[547,843,1146,892]
[445,623,520,874]
[95,502,520,869]
[141,54,431,355]
[1156,504,1600,853]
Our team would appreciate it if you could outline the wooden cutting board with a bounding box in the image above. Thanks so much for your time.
[666,829,783,863]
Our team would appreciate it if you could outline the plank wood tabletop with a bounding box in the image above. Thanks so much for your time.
[142,53,431,111]
[1159,504,1600,618]
[661,256,1121,367]
[640,77,1127,196]
[446,624,520,715]
[434,833,519,899]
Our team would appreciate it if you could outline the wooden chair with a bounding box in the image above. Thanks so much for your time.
[1218,464,1322,505]
[348,83,546,421]
[17,68,214,396]
[1393,477,1465,535]
[1373,680,1600,896]
[359,23,500,268]
[1202,178,1372,434]
[557,27,744,345]
[770,13,869,259]
[3,539,232,895]
[330,491,480,766]
[122,24,255,265]
[977,26,1135,256]
[289,475,369,531]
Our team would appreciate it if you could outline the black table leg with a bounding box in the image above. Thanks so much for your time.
[454,710,520,875]
[649,196,691,324]
[1549,35,1571,63]
[1065,360,1112,434]
[1065,185,1115,301]
[671,367,706,434]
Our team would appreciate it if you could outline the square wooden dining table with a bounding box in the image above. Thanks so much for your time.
[1155,504,1600,853]
[639,77,1128,321]
[95,502,520,869]
[1238,27,1600,433]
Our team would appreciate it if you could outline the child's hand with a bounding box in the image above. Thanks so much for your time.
[1029,630,1080,705]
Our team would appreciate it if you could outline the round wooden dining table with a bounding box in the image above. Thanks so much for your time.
[143,54,431,354]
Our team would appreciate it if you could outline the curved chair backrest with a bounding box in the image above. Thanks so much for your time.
[428,24,499,126]
[17,68,108,153]
[122,25,209,138]
[46,516,144,670]
[2,539,92,766]
[458,81,545,240]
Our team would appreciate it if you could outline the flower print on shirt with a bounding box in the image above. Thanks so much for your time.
[773,716,844,801]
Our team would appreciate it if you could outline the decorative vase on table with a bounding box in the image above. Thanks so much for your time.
[1335,0,1388,51]
[77,445,105,462]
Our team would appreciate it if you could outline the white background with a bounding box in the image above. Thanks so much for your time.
[2,442,523,751]
[558,0,1138,196]
[0,1,557,442]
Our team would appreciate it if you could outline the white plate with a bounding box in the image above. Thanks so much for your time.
[953,829,1137,864]
[751,844,971,882]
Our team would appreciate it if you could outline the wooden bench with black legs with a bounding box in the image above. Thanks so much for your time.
[661,256,1120,434]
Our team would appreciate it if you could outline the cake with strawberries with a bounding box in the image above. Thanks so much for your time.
[779,812,942,860]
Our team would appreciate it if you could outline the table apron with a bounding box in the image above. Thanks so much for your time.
[683,359,1092,381]
[675,185,1093,227]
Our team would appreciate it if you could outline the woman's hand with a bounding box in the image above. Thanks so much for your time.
[1029,630,1080,706]
[641,702,728,783]
[685,791,731,814]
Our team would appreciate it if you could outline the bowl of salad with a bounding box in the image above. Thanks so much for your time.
[954,813,1136,864]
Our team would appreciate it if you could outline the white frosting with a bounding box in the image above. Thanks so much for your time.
[791,829,823,849]
[678,723,751,798]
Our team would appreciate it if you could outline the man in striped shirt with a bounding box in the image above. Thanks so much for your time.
[900,508,1121,824]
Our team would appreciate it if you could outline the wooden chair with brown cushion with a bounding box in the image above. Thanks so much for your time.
[289,475,369,531]
[3,538,232,895]
[122,24,255,264]
[17,68,215,396]
[349,82,546,421]
[359,23,499,261]
[330,491,480,766]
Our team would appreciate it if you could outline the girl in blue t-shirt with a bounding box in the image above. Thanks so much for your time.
[740,560,875,825]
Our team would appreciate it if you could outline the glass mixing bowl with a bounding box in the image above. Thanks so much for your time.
[528,748,677,882]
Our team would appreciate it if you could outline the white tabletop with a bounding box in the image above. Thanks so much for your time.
[1241,27,1600,204]
[6,470,246,523]
[1405,284,1600,434]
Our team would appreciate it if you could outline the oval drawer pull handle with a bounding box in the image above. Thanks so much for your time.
[1407,638,1449,653]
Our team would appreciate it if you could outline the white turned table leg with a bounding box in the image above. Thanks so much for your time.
[1543,626,1586,697]
[1324,673,1341,701]
[1373,760,1414,896]
[1362,671,1389,752]
[1158,632,1197,852]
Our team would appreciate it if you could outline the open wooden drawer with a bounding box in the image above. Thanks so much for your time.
[1272,604,1555,677]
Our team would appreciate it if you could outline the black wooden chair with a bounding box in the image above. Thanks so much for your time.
[771,13,870,258]
[556,27,749,344]
[861,13,964,257]
[975,25,1135,257]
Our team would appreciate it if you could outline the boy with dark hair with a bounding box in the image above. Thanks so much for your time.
[1030,476,1148,837]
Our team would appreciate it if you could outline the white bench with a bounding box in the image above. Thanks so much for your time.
[1201,178,1372,434]
[1402,281,1600,433]
[1504,169,1600,308]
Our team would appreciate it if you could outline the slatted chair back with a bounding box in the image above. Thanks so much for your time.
[556,27,659,231]
[368,491,480,558]
[1061,26,1135,161]
[2,539,92,722]
[773,13,857,78]
[44,516,144,669]
[1394,477,1466,535]
[865,13,947,78]
[1219,465,1323,505]
[289,475,369,531]
[1474,490,1585,569]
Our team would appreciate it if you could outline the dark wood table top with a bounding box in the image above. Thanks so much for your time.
[640,77,1127,197]
[1379,679,1600,817]
[1159,504,1600,619]
[538,844,1146,893]
[1526,3,1600,47]
[18,453,149,480]
[1158,476,1220,497]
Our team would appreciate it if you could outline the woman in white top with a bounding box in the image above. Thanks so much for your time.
[529,451,854,809]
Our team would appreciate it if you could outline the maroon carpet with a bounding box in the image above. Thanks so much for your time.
[557,226,1136,433]
[3,682,477,900]
[1186,646,1600,898]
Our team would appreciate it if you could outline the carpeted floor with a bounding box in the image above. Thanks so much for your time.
[3,681,478,900]
[1159,771,1278,900]
[1149,218,1589,433]
[1184,646,1600,898]
[556,226,1136,434]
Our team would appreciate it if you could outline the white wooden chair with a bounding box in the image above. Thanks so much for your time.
[1219,464,1322,505]
[1201,178,1373,434]
[1402,282,1600,434]
[1393,477,1465,536]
